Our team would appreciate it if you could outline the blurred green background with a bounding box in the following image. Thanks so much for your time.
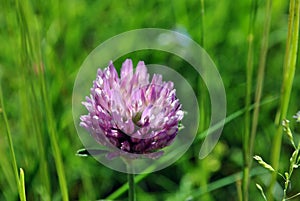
[0,0,299,200]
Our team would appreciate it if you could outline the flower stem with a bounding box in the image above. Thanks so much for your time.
[125,159,136,201]
[128,173,136,201]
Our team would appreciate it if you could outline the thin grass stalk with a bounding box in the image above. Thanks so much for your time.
[0,2,18,199]
[198,0,207,135]
[15,0,51,198]
[246,0,272,199]
[198,1,212,200]
[31,88,52,199]
[34,42,70,201]
[15,1,68,200]
[0,85,26,201]
[40,65,69,201]
[236,180,243,201]
[242,0,258,200]
[31,99,51,199]
[18,46,51,199]
[0,146,15,192]
[268,0,300,199]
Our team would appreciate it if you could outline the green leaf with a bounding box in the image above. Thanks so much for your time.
[76,148,109,157]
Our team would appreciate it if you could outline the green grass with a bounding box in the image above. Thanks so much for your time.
[0,0,299,201]
[268,0,300,200]
[0,81,25,201]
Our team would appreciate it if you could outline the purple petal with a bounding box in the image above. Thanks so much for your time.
[80,59,184,156]
[135,61,149,84]
[121,59,133,79]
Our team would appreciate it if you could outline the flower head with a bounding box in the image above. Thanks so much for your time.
[80,59,184,157]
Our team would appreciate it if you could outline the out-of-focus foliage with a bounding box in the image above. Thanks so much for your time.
[0,0,299,200]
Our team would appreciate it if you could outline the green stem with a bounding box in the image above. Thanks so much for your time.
[15,0,53,199]
[242,0,258,200]
[128,173,136,201]
[250,0,272,160]
[125,159,136,201]
[241,166,249,201]
[0,85,26,201]
[283,148,299,200]
[198,0,208,139]
[268,0,300,199]
[244,0,272,200]
[40,69,69,201]
[106,172,148,200]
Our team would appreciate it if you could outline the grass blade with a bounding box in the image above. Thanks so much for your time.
[15,0,69,200]
[19,168,27,201]
[243,0,272,200]
[268,0,300,199]
[242,0,258,200]
[40,66,69,201]
[0,84,24,201]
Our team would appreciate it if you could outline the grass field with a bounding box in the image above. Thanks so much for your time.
[0,0,300,201]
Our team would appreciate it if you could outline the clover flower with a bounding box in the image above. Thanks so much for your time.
[80,59,184,157]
